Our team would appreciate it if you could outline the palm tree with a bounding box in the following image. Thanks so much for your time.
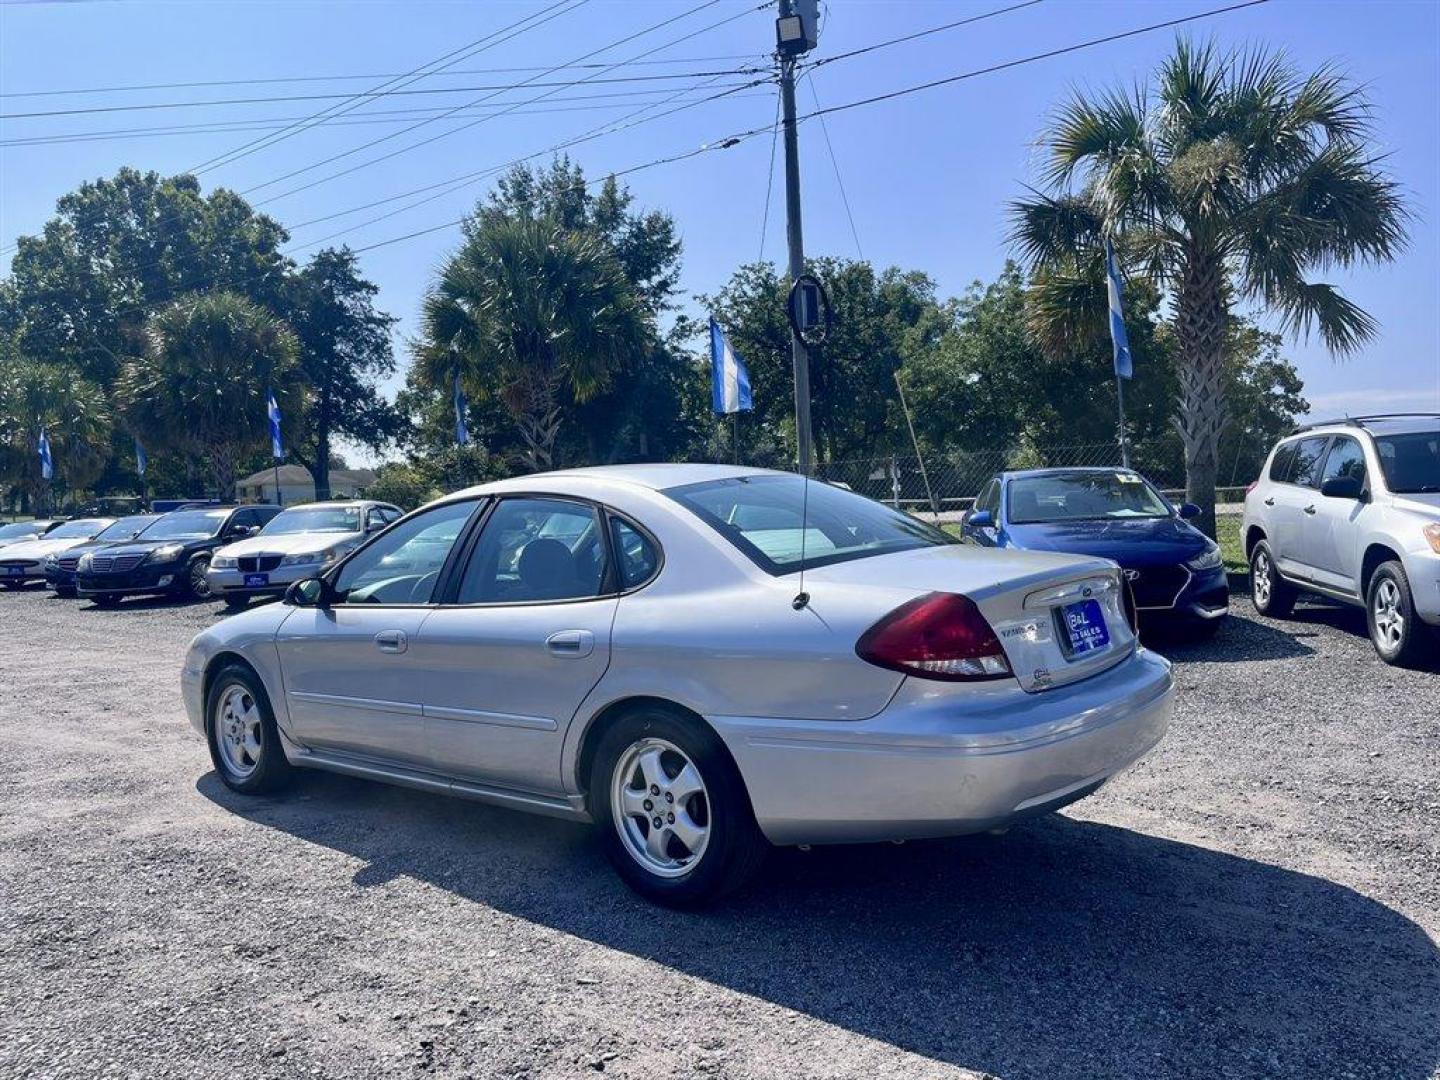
[0,342,111,513]
[418,213,647,471]
[117,292,301,500]
[1011,39,1408,535]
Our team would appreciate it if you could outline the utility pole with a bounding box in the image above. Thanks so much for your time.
[776,0,816,474]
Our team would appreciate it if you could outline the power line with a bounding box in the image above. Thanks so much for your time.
[0,54,766,99]
[0,82,764,148]
[757,91,781,263]
[803,0,1046,72]
[248,0,765,205]
[187,0,584,176]
[804,73,862,260]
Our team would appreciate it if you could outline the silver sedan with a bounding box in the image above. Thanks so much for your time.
[181,465,1173,905]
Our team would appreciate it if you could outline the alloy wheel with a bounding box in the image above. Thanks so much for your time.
[610,737,711,878]
[1252,551,1271,607]
[214,683,263,778]
[1372,578,1405,651]
[190,561,212,599]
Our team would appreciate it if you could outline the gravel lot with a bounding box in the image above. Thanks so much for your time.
[1,585,1436,1080]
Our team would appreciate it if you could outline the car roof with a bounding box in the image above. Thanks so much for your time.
[1289,414,1440,438]
[439,463,793,503]
[274,500,376,509]
[1000,466,1139,481]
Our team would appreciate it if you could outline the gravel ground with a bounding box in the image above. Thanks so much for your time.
[0,585,1436,1080]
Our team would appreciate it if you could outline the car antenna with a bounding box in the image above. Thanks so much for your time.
[792,463,811,611]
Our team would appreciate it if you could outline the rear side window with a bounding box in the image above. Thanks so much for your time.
[1288,437,1330,488]
[610,517,659,590]
[1268,442,1298,482]
[456,498,607,604]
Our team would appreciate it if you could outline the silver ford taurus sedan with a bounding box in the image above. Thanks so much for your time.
[181,465,1174,904]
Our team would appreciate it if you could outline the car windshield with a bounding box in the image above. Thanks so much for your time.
[47,518,112,540]
[263,506,361,535]
[96,514,161,541]
[143,509,229,540]
[666,474,954,574]
[0,522,40,541]
[1008,471,1171,524]
[1373,430,1440,493]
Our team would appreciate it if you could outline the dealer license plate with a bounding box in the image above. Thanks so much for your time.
[5,566,24,577]
[243,573,270,588]
[1060,598,1109,656]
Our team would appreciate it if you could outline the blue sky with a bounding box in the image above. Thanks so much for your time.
[2,0,1438,458]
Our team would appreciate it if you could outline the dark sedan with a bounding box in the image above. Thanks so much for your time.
[76,505,279,606]
[45,513,164,597]
[960,467,1228,638]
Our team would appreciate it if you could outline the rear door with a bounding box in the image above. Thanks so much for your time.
[417,496,620,793]
[275,499,481,768]
[1271,435,1330,577]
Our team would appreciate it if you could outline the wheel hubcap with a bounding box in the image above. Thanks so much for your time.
[610,737,710,878]
[1253,552,1271,606]
[214,684,262,778]
[1372,579,1404,649]
[192,564,211,597]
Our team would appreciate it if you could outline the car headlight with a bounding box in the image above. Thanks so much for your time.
[280,551,330,567]
[1186,546,1223,572]
[78,553,93,572]
[211,555,238,569]
[1425,523,1440,554]
[147,543,186,564]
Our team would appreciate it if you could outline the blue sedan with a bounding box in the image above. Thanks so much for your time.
[960,467,1229,638]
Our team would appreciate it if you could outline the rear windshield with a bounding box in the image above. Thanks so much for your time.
[666,474,953,574]
[1008,471,1170,524]
[1373,430,1439,494]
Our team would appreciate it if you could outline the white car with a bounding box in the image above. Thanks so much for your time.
[1243,414,1439,666]
[0,518,114,588]
[207,501,402,610]
[182,465,1174,905]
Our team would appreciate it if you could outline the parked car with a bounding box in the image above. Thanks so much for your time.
[77,504,280,606]
[0,518,115,589]
[0,519,63,550]
[182,465,1174,905]
[208,500,402,610]
[1243,414,1439,666]
[44,513,164,597]
[960,468,1228,638]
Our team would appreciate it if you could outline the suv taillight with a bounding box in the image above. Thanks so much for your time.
[1245,481,1258,495]
[856,592,1011,681]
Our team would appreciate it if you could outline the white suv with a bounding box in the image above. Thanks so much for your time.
[1243,415,1439,667]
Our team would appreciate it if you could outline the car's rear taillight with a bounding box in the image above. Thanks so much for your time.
[1245,481,1258,495]
[856,592,1012,681]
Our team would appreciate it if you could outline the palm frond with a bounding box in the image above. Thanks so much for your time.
[1270,279,1378,354]
[1007,191,1105,269]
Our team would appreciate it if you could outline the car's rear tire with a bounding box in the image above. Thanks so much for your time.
[1366,561,1431,668]
[590,706,767,907]
[205,661,294,795]
[1249,541,1296,617]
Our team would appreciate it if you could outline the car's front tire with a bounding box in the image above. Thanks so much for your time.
[205,662,294,795]
[90,594,120,609]
[590,707,767,907]
[1249,540,1297,617]
[223,594,249,612]
[1367,561,1432,668]
[186,557,213,600]
[55,586,77,599]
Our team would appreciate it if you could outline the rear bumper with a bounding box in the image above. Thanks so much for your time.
[711,648,1174,846]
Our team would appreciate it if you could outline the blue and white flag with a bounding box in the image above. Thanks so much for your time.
[709,317,753,415]
[38,428,53,480]
[266,389,284,460]
[1105,239,1133,380]
[134,437,148,478]
[453,372,470,446]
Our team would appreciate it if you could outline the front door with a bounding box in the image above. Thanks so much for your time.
[419,497,619,793]
[275,498,481,768]
[1271,434,1330,578]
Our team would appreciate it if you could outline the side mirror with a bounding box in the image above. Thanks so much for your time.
[1321,475,1363,500]
[366,520,386,533]
[286,577,329,608]
[966,509,995,529]
[1178,503,1202,520]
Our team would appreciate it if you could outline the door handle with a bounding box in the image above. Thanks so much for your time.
[545,629,595,658]
[1263,497,1275,506]
[1303,504,1317,515]
[374,629,408,654]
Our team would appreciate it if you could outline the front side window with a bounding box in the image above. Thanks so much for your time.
[1320,437,1367,487]
[976,480,1000,516]
[1007,471,1170,524]
[1288,437,1330,488]
[455,498,607,604]
[264,506,362,535]
[667,474,954,574]
[1373,430,1440,494]
[330,499,477,605]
